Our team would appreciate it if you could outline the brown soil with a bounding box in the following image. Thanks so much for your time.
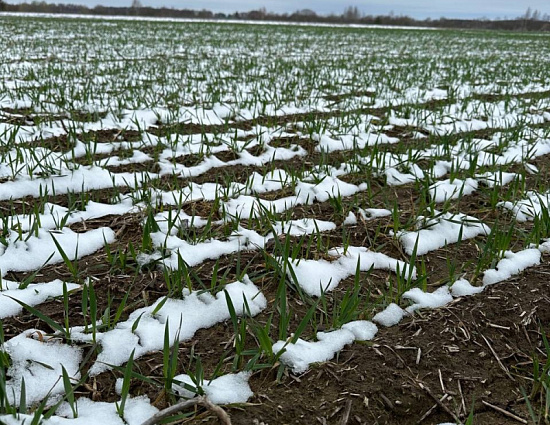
[209,264,550,425]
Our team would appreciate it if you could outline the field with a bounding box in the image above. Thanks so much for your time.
[0,14,550,425]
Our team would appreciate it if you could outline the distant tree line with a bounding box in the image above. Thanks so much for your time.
[1,1,549,32]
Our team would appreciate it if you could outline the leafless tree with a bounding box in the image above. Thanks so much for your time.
[343,6,361,21]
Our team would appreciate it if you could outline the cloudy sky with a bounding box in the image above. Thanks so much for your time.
[7,0,549,20]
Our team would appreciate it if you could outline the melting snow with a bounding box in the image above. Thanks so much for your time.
[397,212,490,256]
[273,321,378,373]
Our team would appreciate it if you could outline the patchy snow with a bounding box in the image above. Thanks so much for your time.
[82,277,266,376]
[450,279,484,297]
[4,330,83,406]
[397,212,490,256]
[373,303,406,327]
[285,246,415,297]
[429,178,478,203]
[0,279,79,319]
[402,286,454,313]
[500,191,550,222]
[173,372,253,405]
[483,249,541,286]
[273,321,378,373]
[1,17,550,424]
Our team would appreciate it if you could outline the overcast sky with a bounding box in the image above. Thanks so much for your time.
[7,0,549,19]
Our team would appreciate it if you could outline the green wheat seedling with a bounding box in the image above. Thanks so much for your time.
[224,290,249,371]
[6,296,71,341]
[393,235,420,301]
[115,349,135,420]
[51,234,80,283]
[141,207,161,253]
[0,320,16,417]
[521,326,550,425]
[61,366,78,418]
[331,259,370,329]
[162,319,181,404]
[81,280,98,343]
[162,252,193,297]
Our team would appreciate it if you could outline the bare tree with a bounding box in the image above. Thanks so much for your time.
[131,0,143,8]
[343,6,361,21]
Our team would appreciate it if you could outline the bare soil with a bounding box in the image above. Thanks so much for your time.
[210,264,550,425]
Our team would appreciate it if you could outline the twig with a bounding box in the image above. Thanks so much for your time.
[340,398,352,425]
[202,397,232,425]
[340,399,352,425]
[379,393,394,410]
[481,400,527,424]
[140,396,231,425]
[457,379,466,418]
[417,394,448,424]
[416,382,460,424]
[438,369,446,393]
[480,333,515,381]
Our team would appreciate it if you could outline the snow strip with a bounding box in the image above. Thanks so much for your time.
[223,177,367,217]
[173,372,253,405]
[285,246,415,297]
[357,208,392,221]
[429,178,478,203]
[152,226,266,268]
[397,212,490,256]
[4,330,82,406]
[0,167,153,200]
[4,200,136,232]
[0,279,79,319]
[0,228,115,277]
[79,277,266,375]
[402,286,454,313]
[273,321,378,373]
[476,171,517,188]
[153,218,337,270]
[0,396,158,425]
[500,191,550,222]
[482,249,541,286]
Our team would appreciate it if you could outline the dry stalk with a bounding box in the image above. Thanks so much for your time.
[140,396,231,425]
[481,400,527,424]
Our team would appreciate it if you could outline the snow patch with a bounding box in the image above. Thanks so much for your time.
[397,212,490,256]
[273,321,377,373]
[483,249,541,286]
[173,372,253,405]
[373,303,406,327]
